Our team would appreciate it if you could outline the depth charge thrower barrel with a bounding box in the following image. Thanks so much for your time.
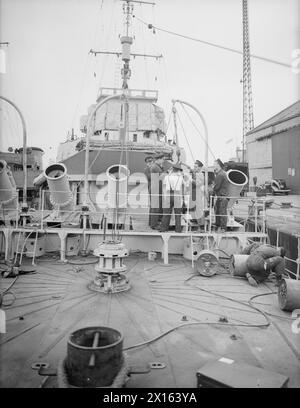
[106,164,130,209]
[105,164,130,226]
[0,159,18,208]
[226,169,248,208]
[44,163,73,210]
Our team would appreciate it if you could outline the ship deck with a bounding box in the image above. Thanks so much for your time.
[1,253,300,388]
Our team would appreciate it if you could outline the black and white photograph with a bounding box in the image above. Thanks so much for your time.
[0,0,300,393]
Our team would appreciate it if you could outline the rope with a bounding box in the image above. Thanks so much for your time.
[133,15,291,68]
[97,0,117,90]
[165,108,172,136]
[0,190,18,207]
[2,50,20,143]
[176,109,195,162]
[123,271,271,352]
[249,291,297,321]
[185,275,271,327]
[73,143,106,190]
[50,191,73,209]
[0,276,18,307]
[1,105,18,146]
[69,0,105,130]
[67,257,98,265]
[57,355,130,388]
[140,5,150,89]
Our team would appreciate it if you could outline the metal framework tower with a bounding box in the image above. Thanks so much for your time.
[242,0,254,162]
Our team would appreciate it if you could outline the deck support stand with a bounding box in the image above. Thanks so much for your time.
[296,235,300,280]
[3,228,12,261]
[58,231,68,263]
[161,233,170,265]
[81,206,90,255]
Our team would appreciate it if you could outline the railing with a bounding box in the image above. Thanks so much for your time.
[0,188,19,225]
[0,188,271,235]
[0,188,271,233]
[3,189,300,273]
[284,256,300,280]
[208,194,267,235]
[97,87,158,100]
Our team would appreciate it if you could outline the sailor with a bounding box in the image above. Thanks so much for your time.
[144,156,154,226]
[149,153,165,230]
[213,158,229,233]
[160,163,185,233]
[190,160,204,227]
[162,154,173,173]
[144,156,154,192]
[243,244,286,287]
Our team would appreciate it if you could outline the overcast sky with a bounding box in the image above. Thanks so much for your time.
[0,0,299,166]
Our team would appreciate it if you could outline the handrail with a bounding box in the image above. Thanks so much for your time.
[0,96,28,205]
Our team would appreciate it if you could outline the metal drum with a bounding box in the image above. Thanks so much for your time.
[278,278,300,311]
[66,326,124,387]
[195,250,219,277]
[229,254,250,277]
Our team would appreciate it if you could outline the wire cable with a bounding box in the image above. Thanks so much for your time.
[69,0,105,131]
[124,270,271,352]
[176,109,195,162]
[249,291,297,321]
[133,15,291,68]
[165,108,172,136]
[184,274,271,326]
[0,276,18,307]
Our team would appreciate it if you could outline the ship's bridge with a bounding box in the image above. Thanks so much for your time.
[79,87,166,146]
[96,87,158,103]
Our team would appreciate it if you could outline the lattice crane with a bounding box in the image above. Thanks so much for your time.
[242,0,254,162]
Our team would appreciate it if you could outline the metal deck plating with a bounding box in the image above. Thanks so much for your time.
[1,252,300,388]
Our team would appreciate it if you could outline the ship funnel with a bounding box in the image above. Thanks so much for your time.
[226,169,248,208]
[44,163,73,210]
[0,160,18,206]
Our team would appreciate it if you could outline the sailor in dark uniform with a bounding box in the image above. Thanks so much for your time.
[160,163,184,233]
[242,244,286,287]
[149,153,165,229]
[144,156,154,192]
[144,156,154,226]
[213,158,229,232]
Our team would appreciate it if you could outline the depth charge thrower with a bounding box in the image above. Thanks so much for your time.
[90,164,131,294]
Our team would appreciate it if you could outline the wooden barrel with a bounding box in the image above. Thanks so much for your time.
[278,278,300,311]
[229,254,250,277]
[66,326,123,387]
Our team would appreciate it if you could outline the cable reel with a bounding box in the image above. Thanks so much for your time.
[194,250,219,277]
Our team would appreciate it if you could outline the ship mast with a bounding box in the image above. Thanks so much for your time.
[85,0,161,227]
[89,0,162,162]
